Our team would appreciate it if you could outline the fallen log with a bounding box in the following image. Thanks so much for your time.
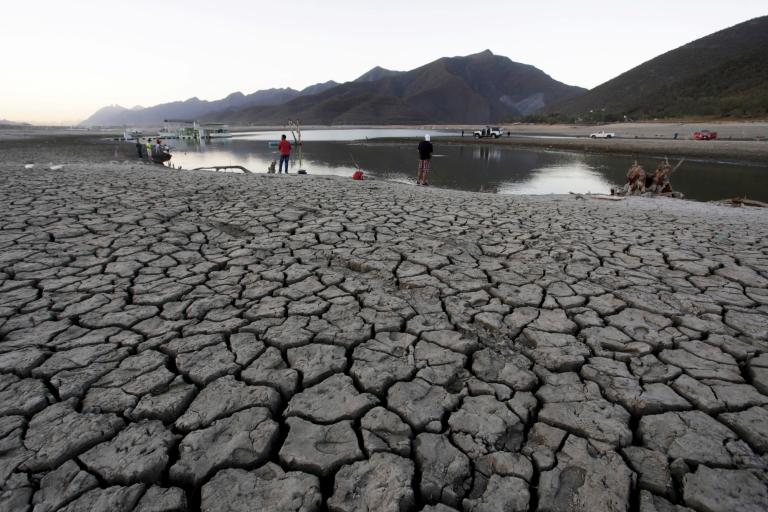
[730,197,768,208]
[190,165,252,174]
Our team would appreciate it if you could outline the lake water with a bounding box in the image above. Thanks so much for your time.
[163,129,768,202]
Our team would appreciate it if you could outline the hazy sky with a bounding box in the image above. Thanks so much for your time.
[1,0,765,124]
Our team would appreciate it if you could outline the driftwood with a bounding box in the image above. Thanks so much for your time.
[190,165,252,174]
[613,158,684,198]
[730,197,768,208]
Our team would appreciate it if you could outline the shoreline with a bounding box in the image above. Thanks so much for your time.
[371,135,768,165]
[3,122,768,164]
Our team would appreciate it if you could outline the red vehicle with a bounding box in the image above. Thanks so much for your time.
[693,130,718,140]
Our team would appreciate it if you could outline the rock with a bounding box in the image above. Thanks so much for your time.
[228,332,265,366]
[630,354,682,384]
[414,340,467,388]
[130,377,196,423]
[462,475,529,512]
[20,399,124,472]
[607,308,675,349]
[470,452,534,500]
[79,420,175,484]
[538,436,633,512]
[31,460,99,512]
[387,379,460,432]
[241,347,300,399]
[530,308,578,334]
[132,486,187,512]
[581,326,652,361]
[201,464,321,512]
[175,343,238,385]
[350,332,417,395]
[279,417,363,477]
[519,329,590,372]
[719,406,768,454]
[581,357,690,415]
[538,399,632,448]
[471,348,537,391]
[587,293,626,316]
[639,490,694,512]
[448,395,524,458]
[175,375,280,431]
[421,330,479,354]
[724,309,768,340]
[638,410,747,467]
[360,406,412,457]
[0,374,52,416]
[683,466,768,512]
[285,374,378,423]
[0,347,46,376]
[414,433,471,508]
[287,343,347,386]
[57,484,146,512]
[329,452,415,512]
[170,407,278,486]
[522,422,568,471]
[659,349,742,383]
[492,283,544,307]
[623,446,675,498]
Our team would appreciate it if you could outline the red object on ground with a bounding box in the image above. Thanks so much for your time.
[278,140,292,155]
[352,170,363,180]
[693,130,718,140]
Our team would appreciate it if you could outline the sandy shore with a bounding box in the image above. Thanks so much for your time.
[4,122,768,163]
[1,158,767,510]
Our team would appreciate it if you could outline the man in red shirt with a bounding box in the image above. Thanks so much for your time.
[278,134,292,173]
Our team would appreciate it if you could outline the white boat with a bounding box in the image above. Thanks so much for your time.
[123,129,143,141]
[199,123,232,139]
[157,127,179,139]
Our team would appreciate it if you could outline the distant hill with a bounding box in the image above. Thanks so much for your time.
[208,50,585,125]
[80,83,336,126]
[354,66,404,83]
[546,16,768,120]
[0,119,31,126]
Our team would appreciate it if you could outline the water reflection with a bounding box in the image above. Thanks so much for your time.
[164,130,768,202]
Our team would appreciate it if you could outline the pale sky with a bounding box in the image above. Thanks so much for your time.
[1,0,765,124]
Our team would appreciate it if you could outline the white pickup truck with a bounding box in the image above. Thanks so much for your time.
[590,131,615,139]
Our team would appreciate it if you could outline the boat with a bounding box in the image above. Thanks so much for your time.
[199,123,232,139]
[157,126,179,139]
[161,120,231,140]
[123,129,143,141]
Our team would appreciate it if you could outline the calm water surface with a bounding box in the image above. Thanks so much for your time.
[163,129,768,202]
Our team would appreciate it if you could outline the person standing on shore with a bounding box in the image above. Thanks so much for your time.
[278,134,291,173]
[417,134,433,186]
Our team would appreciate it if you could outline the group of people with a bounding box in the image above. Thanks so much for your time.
[135,138,167,160]
[274,132,434,185]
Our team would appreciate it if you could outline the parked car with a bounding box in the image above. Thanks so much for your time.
[473,126,503,138]
[693,130,718,140]
[590,131,615,139]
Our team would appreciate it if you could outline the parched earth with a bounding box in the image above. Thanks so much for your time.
[1,162,768,512]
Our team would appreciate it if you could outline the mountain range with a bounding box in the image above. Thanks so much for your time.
[546,16,768,120]
[82,16,768,126]
[80,51,584,126]
[0,119,31,126]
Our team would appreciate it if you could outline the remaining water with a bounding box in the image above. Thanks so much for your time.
[163,129,768,202]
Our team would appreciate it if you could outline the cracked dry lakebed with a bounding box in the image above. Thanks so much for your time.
[1,161,768,512]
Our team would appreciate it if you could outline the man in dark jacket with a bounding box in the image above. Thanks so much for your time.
[417,134,433,186]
